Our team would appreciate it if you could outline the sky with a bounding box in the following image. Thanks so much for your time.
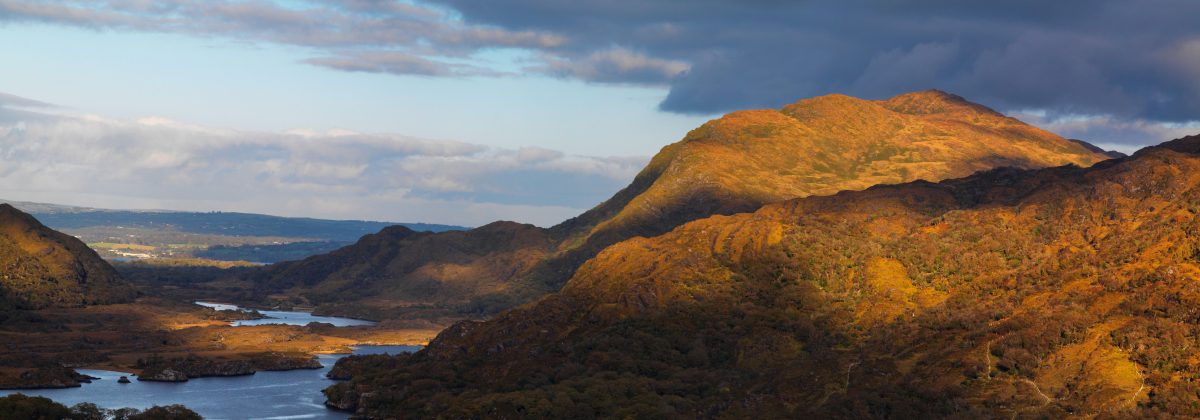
[1,0,1199,227]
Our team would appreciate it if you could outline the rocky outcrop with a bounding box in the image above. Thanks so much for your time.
[323,382,359,411]
[136,355,254,382]
[0,366,92,389]
[137,367,189,382]
[250,352,323,371]
[135,352,321,382]
[202,307,268,322]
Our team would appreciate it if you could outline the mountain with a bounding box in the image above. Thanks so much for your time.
[1069,139,1128,159]
[0,204,135,309]
[325,134,1200,418]
[538,89,1113,292]
[246,90,1115,315]
[242,221,555,314]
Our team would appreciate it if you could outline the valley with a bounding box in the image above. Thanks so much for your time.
[0,90,1189,419]
[4,1,1194,417]
[325,135,1200,418]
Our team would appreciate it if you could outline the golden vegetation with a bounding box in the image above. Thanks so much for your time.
[244,90,1112,319]
[326,135,1200,418]
[0,299,441,389]
[0,204,135,309]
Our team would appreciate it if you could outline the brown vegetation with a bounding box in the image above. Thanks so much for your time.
[242,90,1113,318]
[0,299,441,390]
[0,204,135,309]
[326,135,1200,418]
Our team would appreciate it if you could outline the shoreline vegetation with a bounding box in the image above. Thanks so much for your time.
[0,298,440,391]
[0,394,201,420]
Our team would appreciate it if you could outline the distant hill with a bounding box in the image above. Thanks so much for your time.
[245,90,1117,315]
[0,204,135,309]
[325,134,1200,418]
[0,200,467,263]
[242,222,555,315]
[0,200,464,241]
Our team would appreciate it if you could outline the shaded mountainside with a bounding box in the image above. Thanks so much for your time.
[242,221,554,312]
[326,135,1200,418]
[0,205,134,309]
[247,90,1114,314]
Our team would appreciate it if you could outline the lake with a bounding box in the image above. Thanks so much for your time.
[3,345,418,419]
[194,301,377,327]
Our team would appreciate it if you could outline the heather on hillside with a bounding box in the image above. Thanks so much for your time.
[242,91,1113,319]
[0,205,135,309]
[327,135,1200,418]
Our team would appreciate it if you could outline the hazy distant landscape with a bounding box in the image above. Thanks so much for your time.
[1,200,465,263]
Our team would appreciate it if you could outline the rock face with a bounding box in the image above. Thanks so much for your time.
[246,90,1115,315]
[327,135,1200,418]
[0,204,136,309]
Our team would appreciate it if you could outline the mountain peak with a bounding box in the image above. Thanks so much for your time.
[881,89,1003,116]
[547,90,1112,291]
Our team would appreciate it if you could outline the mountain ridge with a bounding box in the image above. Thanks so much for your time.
[245,90,1116,317]
[325,134,1200,418]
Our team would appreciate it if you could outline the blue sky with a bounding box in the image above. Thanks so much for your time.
[1,0,1198,227]
[0,24,707,157]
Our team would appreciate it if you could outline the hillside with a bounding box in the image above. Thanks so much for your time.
[325,135,1200,418]
[538,89,1112,291]
[0,204,135,309]
[245,90,1113,315]
[240,221,554,315]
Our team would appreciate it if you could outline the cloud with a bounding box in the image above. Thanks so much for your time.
[0,92,55,108]
[432,0,1200,126]
[4,0,1200,146]
[533,47,689,85]
[304,51,505,77]
[0,0,565,74]
[1009,110,1200,154]
[0,92,645,226]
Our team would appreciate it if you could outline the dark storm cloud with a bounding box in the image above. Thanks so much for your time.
[434,0,1200,131]
[3,0,1199,145]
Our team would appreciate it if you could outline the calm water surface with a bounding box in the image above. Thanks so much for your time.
[3,346,418,419]
[195,301,377,327]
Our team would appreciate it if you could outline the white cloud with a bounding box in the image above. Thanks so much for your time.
[1009,110,1200,154]
[0,93,646,227]
[534,47,690,85]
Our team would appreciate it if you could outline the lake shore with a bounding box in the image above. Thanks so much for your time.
[0,298,445,390]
